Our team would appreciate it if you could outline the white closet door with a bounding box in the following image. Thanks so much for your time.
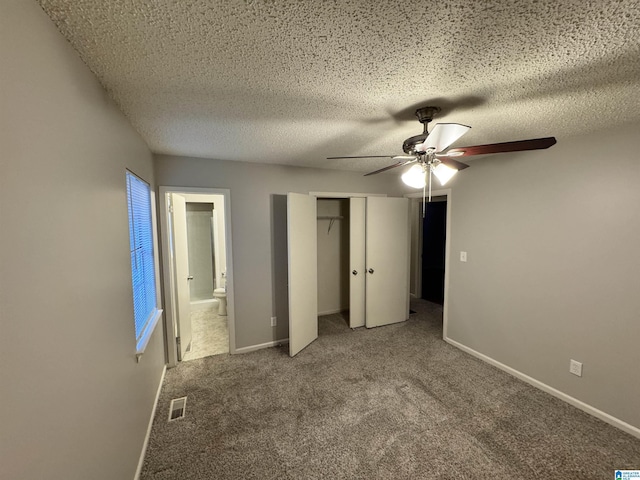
[365,196,410,328]
[287,193,318,356]
[171,193,192,360]
[349,197,366,328]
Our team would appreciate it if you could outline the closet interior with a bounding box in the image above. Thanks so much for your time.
[316,198,350,318]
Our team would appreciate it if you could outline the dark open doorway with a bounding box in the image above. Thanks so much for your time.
[421,199,447,304]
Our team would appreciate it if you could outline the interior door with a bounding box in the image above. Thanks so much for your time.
[365,196,410,328]
[287,193,318,356]
[171,193,192,360]
[349,197,366,328]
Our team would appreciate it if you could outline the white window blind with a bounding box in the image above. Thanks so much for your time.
[126,171,159,352]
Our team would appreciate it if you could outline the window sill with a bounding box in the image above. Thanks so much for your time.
[136,308,163,362]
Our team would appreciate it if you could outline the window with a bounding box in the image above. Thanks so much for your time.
[126,171,161,355]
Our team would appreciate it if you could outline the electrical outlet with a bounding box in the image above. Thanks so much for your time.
[270,316,277,327]
[569,359,583,377]
[460,251,467,262]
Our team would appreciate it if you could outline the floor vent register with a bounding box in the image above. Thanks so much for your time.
[168,396,187,421]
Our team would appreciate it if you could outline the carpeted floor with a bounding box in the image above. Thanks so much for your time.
[141,299,640,479]
[182,302,229,361]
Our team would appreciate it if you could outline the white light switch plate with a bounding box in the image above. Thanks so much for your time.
[460,251,467,262]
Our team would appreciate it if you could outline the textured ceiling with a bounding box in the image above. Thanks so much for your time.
[38,0,640,173]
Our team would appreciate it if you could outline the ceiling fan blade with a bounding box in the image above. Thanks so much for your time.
[442,136,557,157]
[364,158,416,176]
[438,157,470,171]
[416,123,471,153]
[326,155,398,159]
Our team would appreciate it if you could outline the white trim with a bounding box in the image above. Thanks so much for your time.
[135,308,163,360]
[309,191,387,198]
[404,189,452,338]
[150,189,163,343]
[190,298,217,306]
[159,186,236,368]
[134,365,166,480]
[444,337,640,439]
[234,339,289,354]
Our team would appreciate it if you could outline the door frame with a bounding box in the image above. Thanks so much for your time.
[159,186,236,367]
[310,192,387,198]
[170,193,192,361]
[405,189,451,339]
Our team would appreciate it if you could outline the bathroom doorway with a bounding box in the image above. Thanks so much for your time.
[159,187,235,367]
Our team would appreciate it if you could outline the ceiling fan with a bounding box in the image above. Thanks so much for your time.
[328,106,556,206]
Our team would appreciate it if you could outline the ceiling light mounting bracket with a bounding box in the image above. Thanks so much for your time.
[415,106,441,126]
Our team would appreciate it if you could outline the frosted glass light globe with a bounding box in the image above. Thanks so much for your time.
[401,164,426,188]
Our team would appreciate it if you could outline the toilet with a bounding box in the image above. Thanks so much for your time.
[213,288,227,315]
[213,275,227,316]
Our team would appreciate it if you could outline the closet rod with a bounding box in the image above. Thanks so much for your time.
[317,215,344,234]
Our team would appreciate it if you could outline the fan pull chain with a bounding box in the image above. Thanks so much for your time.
[421,163,433,218]
[428,165,432,202]
[422,181,426,218]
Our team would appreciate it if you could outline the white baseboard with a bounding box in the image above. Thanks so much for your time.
[444,336,640,440]
[234,338,289,354]
[134,365,166,480]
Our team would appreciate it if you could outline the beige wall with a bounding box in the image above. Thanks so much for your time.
[0,2,165,479]
[446,122,640,430]
[154,155,406,347]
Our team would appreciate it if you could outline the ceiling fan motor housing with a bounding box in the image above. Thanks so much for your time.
[402,106,441,154]
[403,134,428,154]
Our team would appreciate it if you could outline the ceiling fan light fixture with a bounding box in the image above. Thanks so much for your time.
[432,162,457,185]
[401,164,427,188]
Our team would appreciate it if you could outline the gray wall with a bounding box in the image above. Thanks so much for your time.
[154,155,406,347]
[0,2,165,479]
[446,122,640,430]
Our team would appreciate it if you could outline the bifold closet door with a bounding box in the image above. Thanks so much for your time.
[287,193,318,357]
[365,196,410,328]
[349,197,366,328]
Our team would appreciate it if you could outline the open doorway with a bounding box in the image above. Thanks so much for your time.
[406,190,451,338]
[421,197,447,304]
[316,197,352,337]
[159,187,235,367]
[316,198,350,315]
[287,192,410,356]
